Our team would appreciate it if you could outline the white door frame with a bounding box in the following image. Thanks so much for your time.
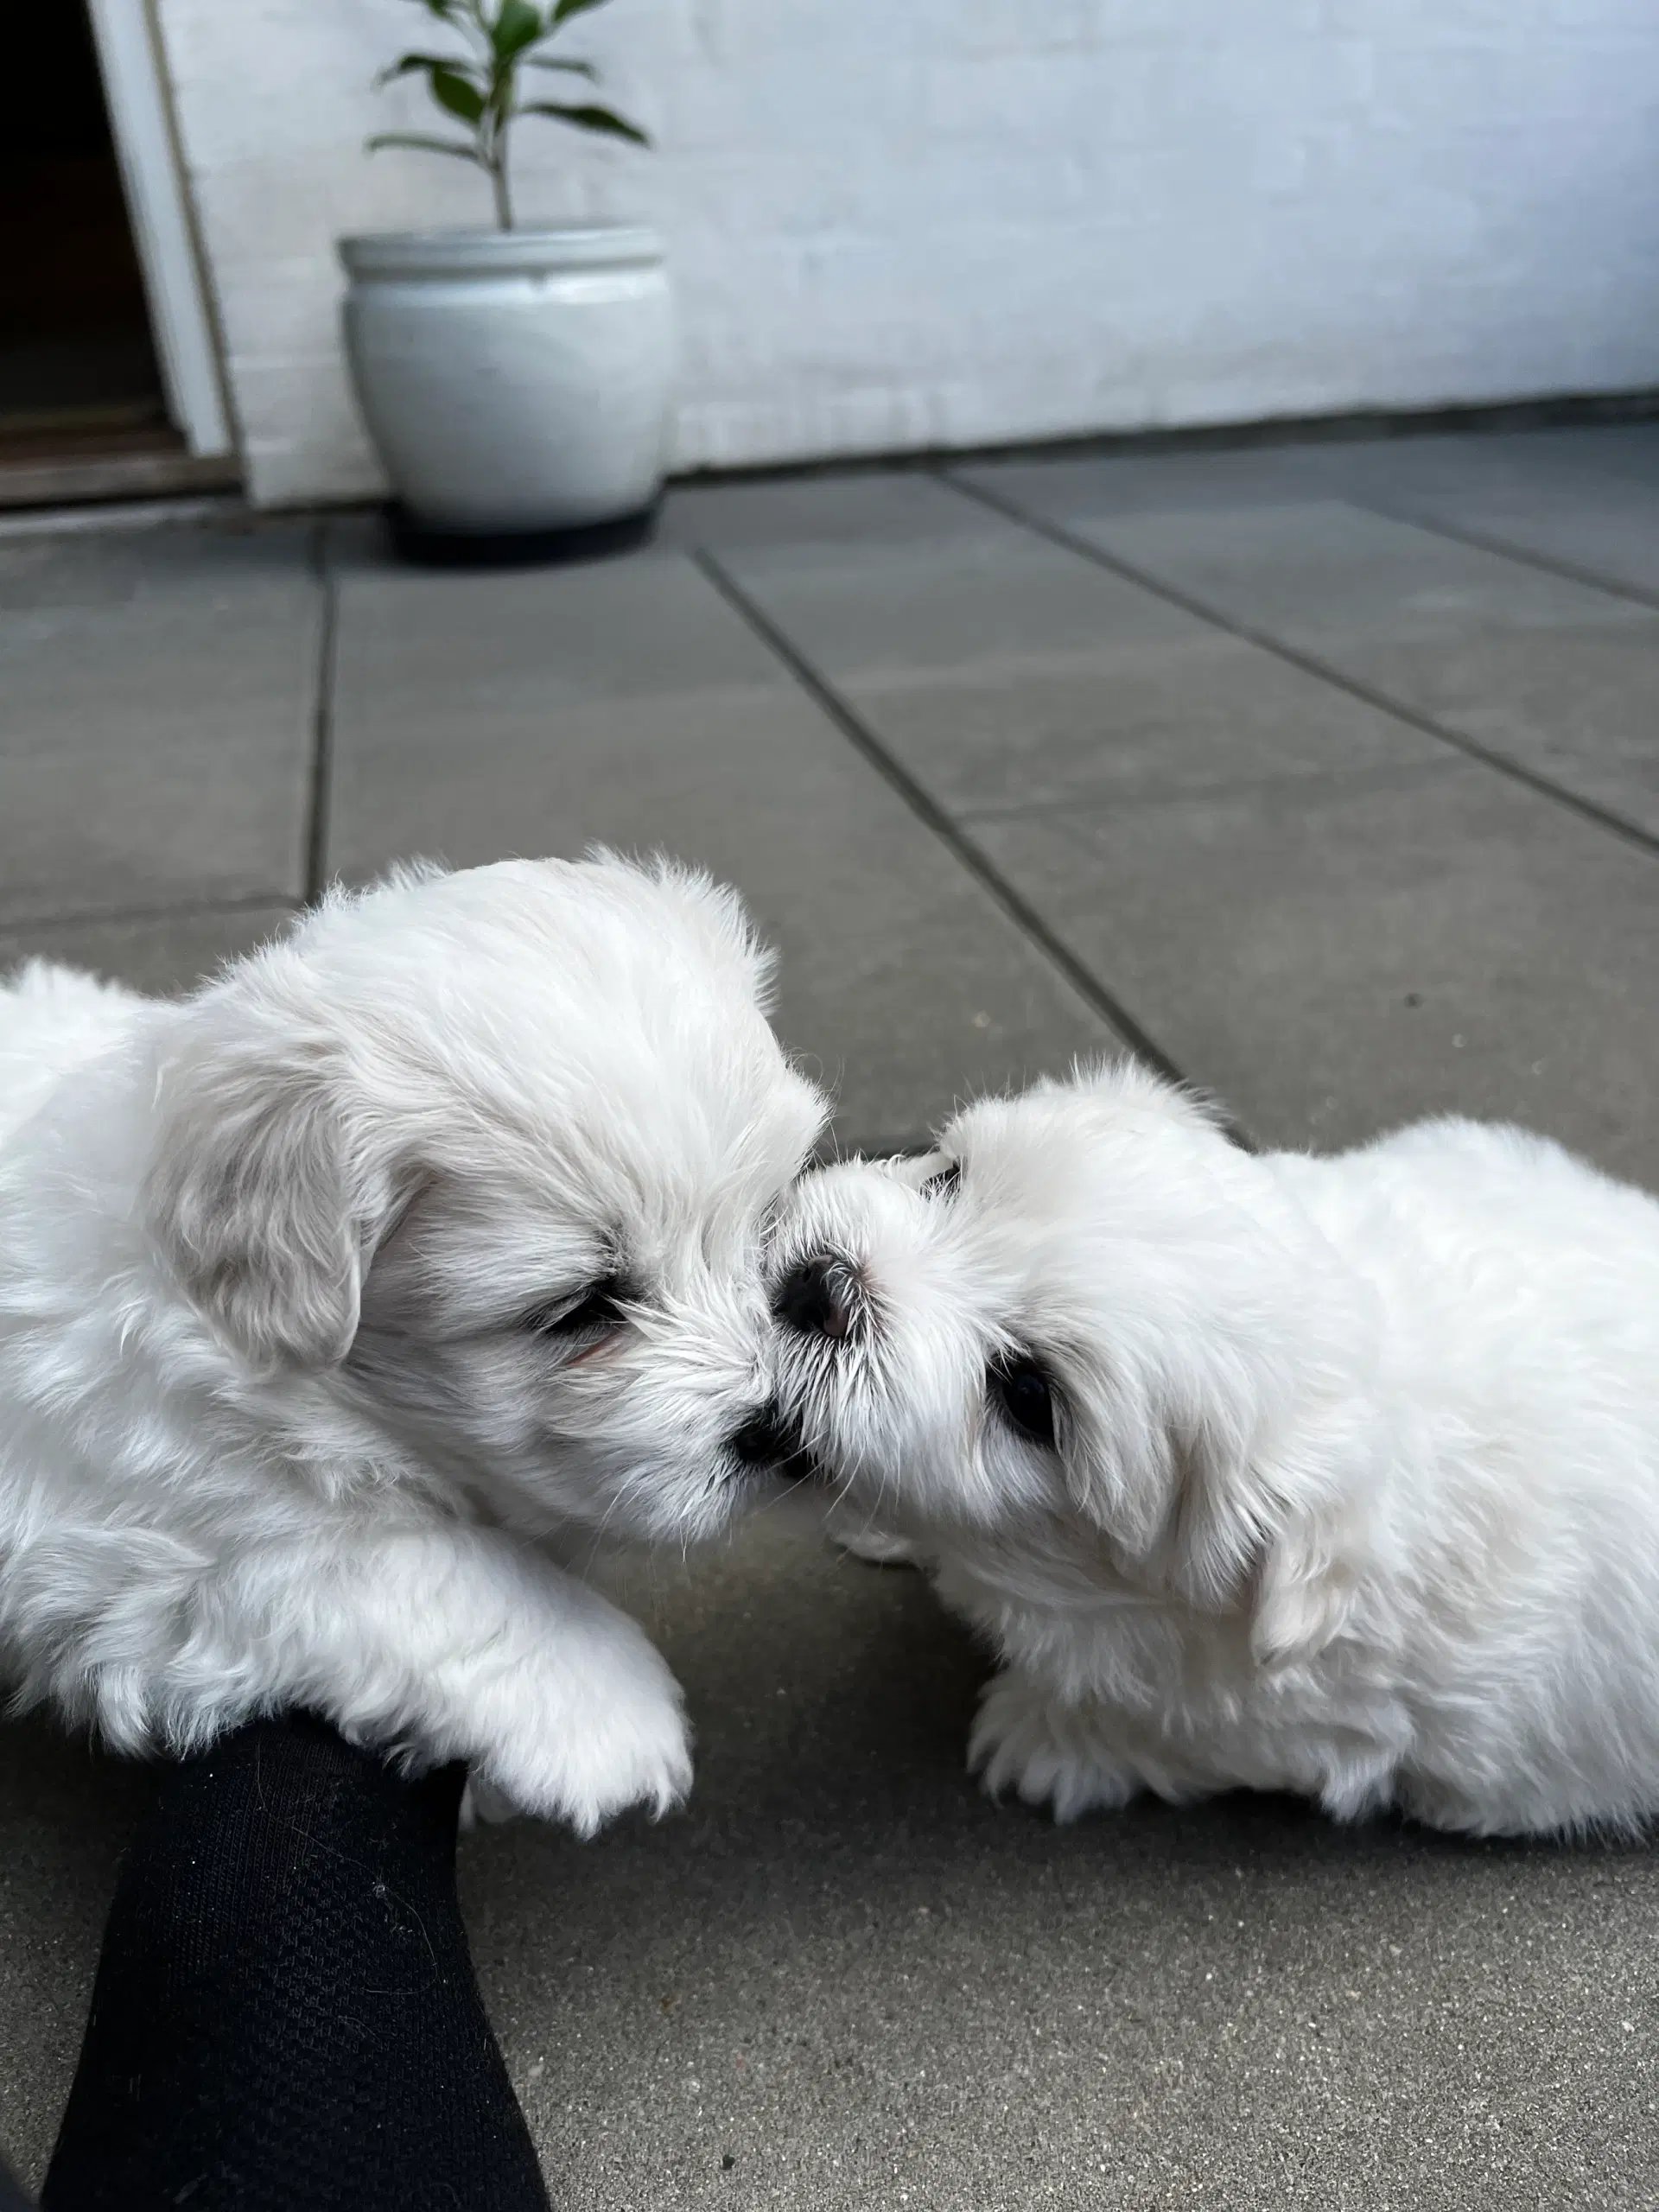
[84,0,234,458]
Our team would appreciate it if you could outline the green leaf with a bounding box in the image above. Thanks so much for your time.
[366,132,483,163]
[420,0,461,16]
[374,51,474,88]
[429,65,486,122]
[491,0,544,60]
[550,0,611,24]
[520,99,648,144]
[528,54,599,79]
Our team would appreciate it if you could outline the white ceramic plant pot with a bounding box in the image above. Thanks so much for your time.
[340,226,672,535]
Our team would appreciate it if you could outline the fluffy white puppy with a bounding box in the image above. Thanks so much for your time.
[769,1064,1659,1838]
[0,856,824,1831]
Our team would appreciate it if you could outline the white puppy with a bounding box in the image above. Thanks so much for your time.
[769,1063,1659,1838]
[0,856,824,1832]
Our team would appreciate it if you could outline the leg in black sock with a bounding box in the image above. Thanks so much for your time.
[41,1714,550,2212]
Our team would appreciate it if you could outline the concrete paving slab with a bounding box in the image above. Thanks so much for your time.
[1058,499,1648,652]
[969,494,1659,842]
[956,440,1376,521]
[457,1518,1659,2212]
[0,521,320,926]
[950,435,1518,531]
[971,760,1659,1181]
[1439,422,1659,480]
[834,645,1445,820]
[957,422,1659,527]
[715,518,1199,682]
[326,531,1121,1154]
[1363,478,1659,605]
[660,469,988,554]
[709,493,1444,822]
[0,902,299,1000]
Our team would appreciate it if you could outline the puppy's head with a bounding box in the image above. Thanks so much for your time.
[144,855,826,1541]
[769,1063,1370,1663]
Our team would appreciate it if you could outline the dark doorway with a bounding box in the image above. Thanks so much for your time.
[0,3,238,504]
[0,4,168,437]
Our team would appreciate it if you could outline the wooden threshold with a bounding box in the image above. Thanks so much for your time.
[0,421,239,512]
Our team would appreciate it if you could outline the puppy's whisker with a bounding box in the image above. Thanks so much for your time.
[571,1486,633,1584]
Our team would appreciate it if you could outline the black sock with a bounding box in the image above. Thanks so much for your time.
[41,1713,551,2212]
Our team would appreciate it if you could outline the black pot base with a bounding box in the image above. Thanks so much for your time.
[386,499,660,569]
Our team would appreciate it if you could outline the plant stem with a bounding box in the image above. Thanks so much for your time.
[462,0,512,229]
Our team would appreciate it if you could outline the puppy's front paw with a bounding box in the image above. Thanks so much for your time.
[969,1671,1140,1824]
[459,1776,518,1828]
[824,1499,918,1567]
[475,1649,694,1837]
[832,1527,918,1567]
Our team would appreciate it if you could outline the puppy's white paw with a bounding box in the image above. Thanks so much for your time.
[473,1653,694,1837]
[459,1776,518,1828]
[969,1670,1141,1824]
[824,1499,918,1567]
[834,1527,918,1567]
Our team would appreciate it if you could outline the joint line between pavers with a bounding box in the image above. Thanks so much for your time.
[689,543,1193,1098]
[941,469,1659,869]
[0,892,304,937]
[304,522,340,908]
[1352,499,1659,622]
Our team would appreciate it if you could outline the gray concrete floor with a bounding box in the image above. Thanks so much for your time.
[3,424,1659,2206]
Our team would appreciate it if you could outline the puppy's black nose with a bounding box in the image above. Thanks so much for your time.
[730,1406,792,1467]
[775,1255,858,1341]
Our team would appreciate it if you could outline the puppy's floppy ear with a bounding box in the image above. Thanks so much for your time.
[144,978,385,1373]
[1167,1419,1357,1668]
[1077,1370,1356,1667]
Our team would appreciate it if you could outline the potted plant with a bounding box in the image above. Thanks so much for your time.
[340,0,670,550]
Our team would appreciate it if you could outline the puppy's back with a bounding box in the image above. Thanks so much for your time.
[0,962,146,1149]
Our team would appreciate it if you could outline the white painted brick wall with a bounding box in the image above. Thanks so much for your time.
[154,0,1659,507]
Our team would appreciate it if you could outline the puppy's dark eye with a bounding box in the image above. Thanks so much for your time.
[920,1160,961,1201]
[988,1355,1056,1448]
[521,1276,631,1340]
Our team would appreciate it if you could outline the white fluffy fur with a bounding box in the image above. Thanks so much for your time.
[0,856,824,1832]
[772,1063,1659,1837]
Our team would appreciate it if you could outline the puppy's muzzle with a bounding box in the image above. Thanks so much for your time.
[774,1255,861,1342]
